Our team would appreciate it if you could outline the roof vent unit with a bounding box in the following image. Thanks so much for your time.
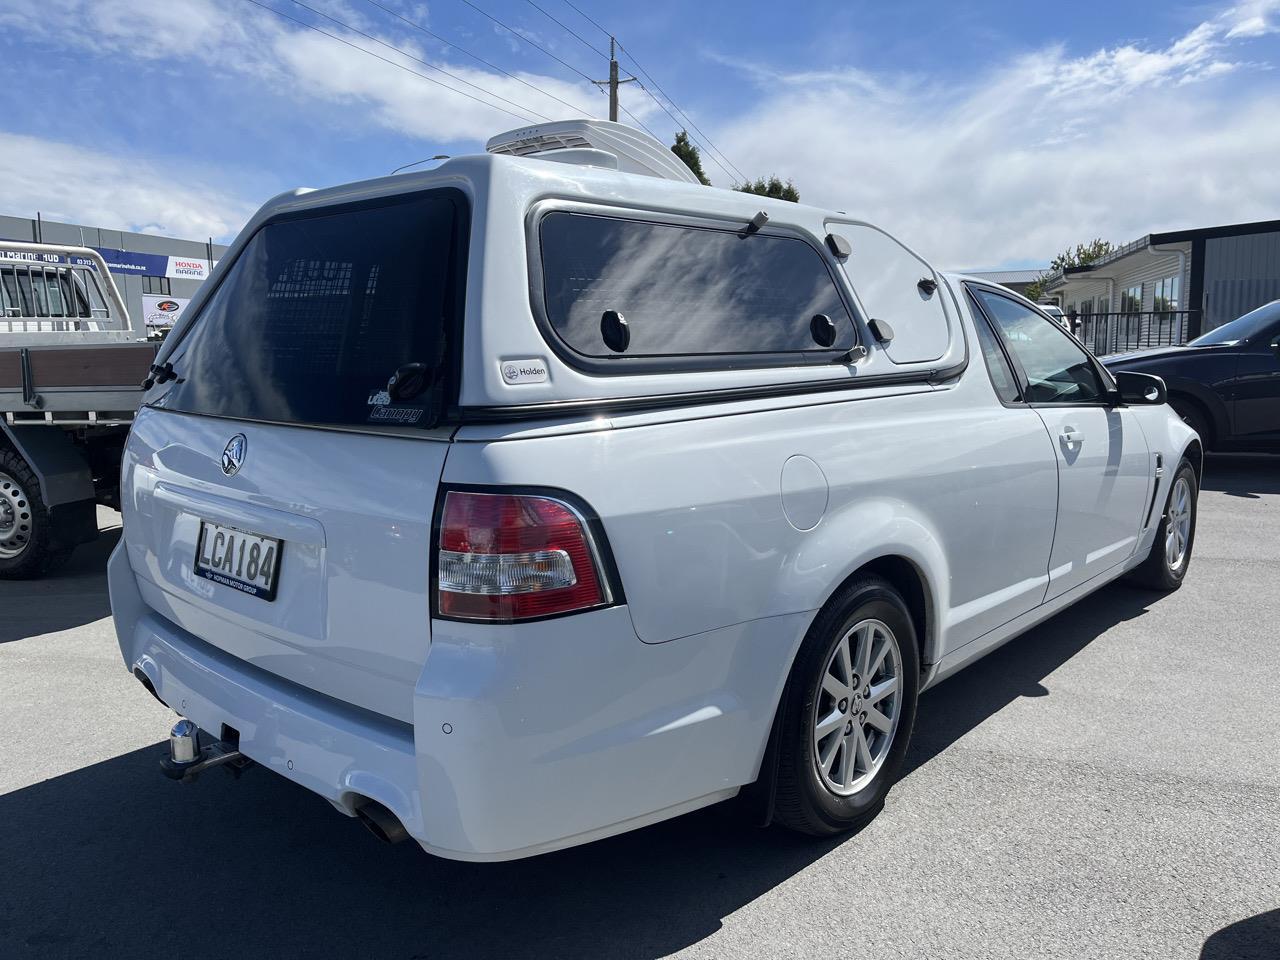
[486,119,702,184]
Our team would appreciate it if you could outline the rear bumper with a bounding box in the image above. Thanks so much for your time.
[109,541,806,860]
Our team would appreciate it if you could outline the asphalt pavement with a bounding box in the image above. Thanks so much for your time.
[1,456,1277,959]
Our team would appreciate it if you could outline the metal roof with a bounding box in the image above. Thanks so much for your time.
[965,269,1045,284]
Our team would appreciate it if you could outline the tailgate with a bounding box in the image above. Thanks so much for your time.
[119,187,468,723]
[122,409,448,723]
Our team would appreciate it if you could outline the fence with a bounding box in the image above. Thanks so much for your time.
[1074,311,1197,357]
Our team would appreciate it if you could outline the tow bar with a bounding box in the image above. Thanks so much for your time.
[161,719,254,783]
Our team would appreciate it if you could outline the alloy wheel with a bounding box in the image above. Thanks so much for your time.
[1165,476,1192,572]
[811,618,903,796]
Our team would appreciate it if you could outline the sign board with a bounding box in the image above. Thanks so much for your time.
[0,247,97,268]
[1,243,216,280]
[95,249,217,280]
[142,294,191,327]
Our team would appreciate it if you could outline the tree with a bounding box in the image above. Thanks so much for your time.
[671,130,710,186]
[1024,238,1114,302]
[734,175,800,203]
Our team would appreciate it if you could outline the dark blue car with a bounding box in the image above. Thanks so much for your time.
[1105,300,1280,453]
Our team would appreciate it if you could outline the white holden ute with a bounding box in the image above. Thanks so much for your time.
[110,119,1200,861]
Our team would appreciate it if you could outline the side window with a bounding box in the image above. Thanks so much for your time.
[837,222,950,364]
[966,292,1021,403]
[974,288,1107,404]
[539,212,856,362]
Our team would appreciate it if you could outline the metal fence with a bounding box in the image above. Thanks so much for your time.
[1074,311,1197,357]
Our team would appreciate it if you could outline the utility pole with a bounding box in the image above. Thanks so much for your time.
[593,37,636,122]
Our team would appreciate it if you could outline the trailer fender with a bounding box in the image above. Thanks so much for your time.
[0,422,94,507]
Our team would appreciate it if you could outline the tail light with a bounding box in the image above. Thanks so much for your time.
[434,490,615,622]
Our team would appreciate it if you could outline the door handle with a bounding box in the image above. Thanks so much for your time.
[1060,427,1084,446]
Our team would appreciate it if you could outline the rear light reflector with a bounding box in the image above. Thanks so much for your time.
[435,490,611,621]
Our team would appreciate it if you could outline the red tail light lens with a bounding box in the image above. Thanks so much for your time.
[435,490,611,621]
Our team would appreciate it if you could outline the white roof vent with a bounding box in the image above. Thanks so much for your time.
[486,119,702,184]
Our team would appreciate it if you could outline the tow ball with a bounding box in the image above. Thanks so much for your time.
[161,719,254,783]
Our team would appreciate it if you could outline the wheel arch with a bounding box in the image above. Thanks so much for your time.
[1182,437,1204,483]
[1164,382,1225,447]
[747,551,936,827]
[830,554,934,671]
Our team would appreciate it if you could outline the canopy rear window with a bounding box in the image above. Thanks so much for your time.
[537,212,856,366]
[155,190,465,430]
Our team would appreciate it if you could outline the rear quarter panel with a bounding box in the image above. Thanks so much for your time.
[446,366,1058,665]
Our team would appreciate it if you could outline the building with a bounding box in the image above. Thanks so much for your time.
[964,268,1045,298]
[0,213,229,330]
[1044,218,1280,356]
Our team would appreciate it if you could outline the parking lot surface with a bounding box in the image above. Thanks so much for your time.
[1,456,1277,960]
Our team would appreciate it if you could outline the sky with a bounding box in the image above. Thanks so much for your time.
[1,0,1278,269]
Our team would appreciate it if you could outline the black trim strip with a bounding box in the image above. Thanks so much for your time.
[455,361,966,423]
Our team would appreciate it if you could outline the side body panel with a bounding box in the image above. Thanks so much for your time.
[448,296,1060,659]
[1034,405,1151,600]
[1231,335,1280,448]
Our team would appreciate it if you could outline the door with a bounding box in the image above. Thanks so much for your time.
[972,288,1152,600]
[1230,312,1280,449]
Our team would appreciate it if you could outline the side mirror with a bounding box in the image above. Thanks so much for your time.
[1114,370,1167,405]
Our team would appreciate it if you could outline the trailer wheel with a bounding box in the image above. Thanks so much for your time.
[0,449,73,579]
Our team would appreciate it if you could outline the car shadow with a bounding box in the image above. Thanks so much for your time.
[1200,909,1280,959]
[0,581,1164,959]
[904,581,1154,776]
[1201,453,1280,498]
[0,523,120,644]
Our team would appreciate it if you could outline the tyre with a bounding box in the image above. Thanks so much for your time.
[1128,457,1198,591]
[0,449,73,579]
[774,575,920,836]
[1170,399,1211,449]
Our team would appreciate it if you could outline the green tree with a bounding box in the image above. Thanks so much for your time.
[671,130,710,186]
[734,175,800,203]
[1024,238,1114,302]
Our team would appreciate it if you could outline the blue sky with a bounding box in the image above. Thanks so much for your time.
[1,0,1278,268]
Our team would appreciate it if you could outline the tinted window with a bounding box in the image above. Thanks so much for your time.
[967,293,1021,403]
[975,289,1106,404]
[539,213,855,360]
[1189,299,1280,346]
[155,192,464,430]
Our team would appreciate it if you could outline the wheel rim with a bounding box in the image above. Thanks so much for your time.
[0,471,33,560]
[1164,476,1192,572]
[811,618,903,797]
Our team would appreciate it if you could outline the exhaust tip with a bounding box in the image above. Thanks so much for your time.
[133,667,168,707]
[356,801,410,845]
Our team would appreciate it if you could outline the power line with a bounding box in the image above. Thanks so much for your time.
[282,0,557,122]
[243,0,539,123]
[453,0,661,141]
[618,39,749,182]
[559,0,610,40]
[360,0,599,118]
[551,1,748,182]
[455,0,596,83]
[523,0,608,60]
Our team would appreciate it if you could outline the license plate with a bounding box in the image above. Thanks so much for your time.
[194,520,282,601]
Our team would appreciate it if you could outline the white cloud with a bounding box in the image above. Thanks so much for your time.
[1223,0,1280,38]
[0,0,628,141]
[0,132,254,240]
[714,3,1280,268]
